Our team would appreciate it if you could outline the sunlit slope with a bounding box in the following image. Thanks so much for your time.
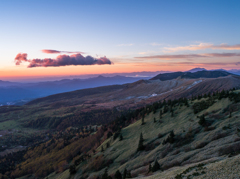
[81,97,240,179]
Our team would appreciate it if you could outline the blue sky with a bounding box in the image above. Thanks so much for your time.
[0,0,240,80]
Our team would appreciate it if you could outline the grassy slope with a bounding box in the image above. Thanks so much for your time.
[68,97,240,179]
[2,76,240,132]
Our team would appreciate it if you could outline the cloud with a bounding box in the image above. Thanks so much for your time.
[135,53,240,59]
[14,53,28,65]
[164,43,240,52]
[41,49,84,54]
[139,52,148,55]
[14,53,112,68]
[117,44,133,46]
[212,44,240,50]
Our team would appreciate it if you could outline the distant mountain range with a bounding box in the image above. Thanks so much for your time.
[1,68,240,105]
[150,70,232,81]
[0,75,150,105]
[26,70,240,110]
[185,67,207,73]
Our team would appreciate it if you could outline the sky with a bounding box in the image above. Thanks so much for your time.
[0,0,240,81]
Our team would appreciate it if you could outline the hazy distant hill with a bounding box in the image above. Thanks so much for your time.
[0,75,149,105]
[185,67,207,73]
[150,70,232,81]
[0,80,20,87]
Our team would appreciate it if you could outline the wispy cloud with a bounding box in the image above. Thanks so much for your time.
[135,53,240,59]
[15,53,112,68]
[164,43,240,52]
[117,44,133,46]
[133,61,240,68]
[41,49,84,54]
[139,52,148,55]
[150,43,163,46]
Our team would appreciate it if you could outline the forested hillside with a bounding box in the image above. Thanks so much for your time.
[1,88,240,178]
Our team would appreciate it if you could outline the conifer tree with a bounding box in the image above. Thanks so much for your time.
[168,130,175,143]
[137,132,144,151]
[126,170,132,178]
[119,134,123,141]
[148,163,152,173]
[154,117,156,123]
[123,168,127,179]
[152,160,160,172]
[69,165,76,174]
[170,130,175,138]
[163,105,168,113]
[159,110,162,119]
[114,170,122,179]
[102,168,109,179]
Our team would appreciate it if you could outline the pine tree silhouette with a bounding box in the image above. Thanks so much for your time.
[137,132,144,151]
[152,160,160,172]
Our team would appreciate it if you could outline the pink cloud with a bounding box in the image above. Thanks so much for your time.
[14,53,29,65]
[14,53,112,68]
[41,49,84,54]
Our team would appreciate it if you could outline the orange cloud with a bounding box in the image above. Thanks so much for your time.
[135,53,240,59]
[164,43,240,52]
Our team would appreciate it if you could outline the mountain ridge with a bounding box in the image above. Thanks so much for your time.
[150,70,233,81]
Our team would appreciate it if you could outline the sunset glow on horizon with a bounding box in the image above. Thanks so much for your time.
[1,0,240,81]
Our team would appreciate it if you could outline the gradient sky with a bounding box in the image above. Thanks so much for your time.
[1,0,240,80]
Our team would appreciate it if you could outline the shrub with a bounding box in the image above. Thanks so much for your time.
[212,132,228,141]
[158,133,164,138]
[145,143,155,151]
[219,142,240,156]
[184,146,192,152]
[192,99,215,114]
[198,115,205,126]
[195,141,208,149]
[204,126,215,131]
[162,160,180,170]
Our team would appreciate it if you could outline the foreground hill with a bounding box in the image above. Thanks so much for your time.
[47,90,240,179]
[1,75,240,178]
